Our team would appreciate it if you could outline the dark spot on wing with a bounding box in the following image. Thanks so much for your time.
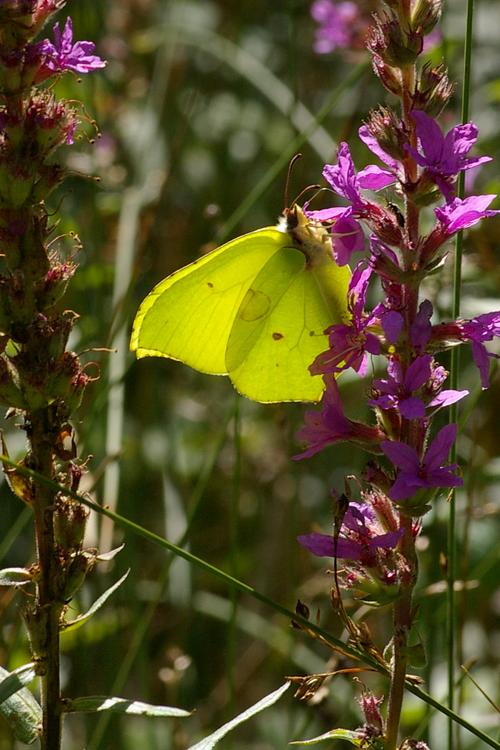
[272,332,284,340]
[207,281,214,288]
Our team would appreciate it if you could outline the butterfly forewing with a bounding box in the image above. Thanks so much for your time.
[131,228,286,375]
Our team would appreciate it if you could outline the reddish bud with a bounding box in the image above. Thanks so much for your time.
[413,63,454,117]
[364,202,404,247]
[364,106,407,162]
[367,12,423,68]
[371,55,403,96]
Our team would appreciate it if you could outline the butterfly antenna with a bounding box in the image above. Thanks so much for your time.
[292,184,323,209]
[284,153,303,211]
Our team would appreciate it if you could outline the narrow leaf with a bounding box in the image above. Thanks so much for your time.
[61,570,129,633]
[188,681,290,750]
[0,568,32,586]
[290,728,363,746]
[0,663,36,704]
[0,665,41,744]
[95,544,125,562]
[64,695,191,718]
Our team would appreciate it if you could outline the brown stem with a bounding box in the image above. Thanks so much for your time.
[385,517,417,750]
[30,411,62,750]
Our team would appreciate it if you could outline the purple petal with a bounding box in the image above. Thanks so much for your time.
[424,423,457,471]
[357,165,396,191]
[435,195,500,234]
[404,355,433,391]
[410,300,433,349]
[348,261,372,317]
[381,310,404,344]
[471,340,491,389]
[429,389,469,409]
[297,533,363,560]
[369,529,404,550]
[306,206,349,223]
[389,472,421,501]
[399,396,426,420]
[412,110,445,164]
[331,215,365,265]
[381,439,419,472]
[358,125,400,171]
[427,468,463,489]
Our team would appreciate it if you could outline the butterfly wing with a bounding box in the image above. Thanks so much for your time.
[226,242,350,403]
[130,227,286,375]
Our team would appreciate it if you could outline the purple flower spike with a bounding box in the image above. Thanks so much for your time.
[43,17,106,75]
[407,111,492,201]
[435,195,500,234]
[381,424,462,501]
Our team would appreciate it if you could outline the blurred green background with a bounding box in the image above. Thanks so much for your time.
[0,1,499,747]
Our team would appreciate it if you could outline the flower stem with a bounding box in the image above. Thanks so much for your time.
[385,514,417,750]
[31,412,63,750]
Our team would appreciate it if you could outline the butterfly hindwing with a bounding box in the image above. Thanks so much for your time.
[226,246,339,402]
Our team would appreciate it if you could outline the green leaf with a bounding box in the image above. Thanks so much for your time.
[0,664,41,744]
[290,728,363,746]
[187,681,290,750]
[63,695,191,718]
[0,568,32,586]
[61,570,129,633]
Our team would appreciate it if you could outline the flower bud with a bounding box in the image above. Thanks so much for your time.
[371,55,402,97]
[411,0,443,35]
[23,604,49,665]
[38,263,76,308]
[364,203,404,247]
[364,107,407,162]
[54,499,88,551]
[62,552,92,601]
[367,12,423,68]
[414,63,455,117]
[358,689,384,736]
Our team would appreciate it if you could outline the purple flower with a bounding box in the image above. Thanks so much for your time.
[369,355,434,420]
[435,194,499,234]
[460,312,500,389]
[42,17,106,75]
[410,300,433,351]
[294,377,384,460]
[407,111,492,200]
[298,501,403,561]
[381,424,462,501]
[310,262,381,376]
[358,124,401,184]
[311,0,361,53]
[307,143,394,264]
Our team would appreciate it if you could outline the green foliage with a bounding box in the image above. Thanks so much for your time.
[0,665,40,745]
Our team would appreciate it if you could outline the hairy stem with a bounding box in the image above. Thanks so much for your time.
[31,411,62,750]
